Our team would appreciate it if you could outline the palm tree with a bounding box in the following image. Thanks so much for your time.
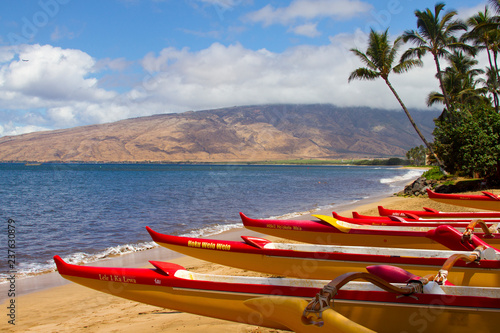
[427,51,486,109]
[489,0,500,13]
[348,29,445,168]
[463,7,497,76]
[479,66,500,111]
[401,3,469,116]
[464,5,500,112]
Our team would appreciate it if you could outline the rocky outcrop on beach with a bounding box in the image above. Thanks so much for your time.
[401,176,437,196]
[0,104,439,163]
[402,176,491,196]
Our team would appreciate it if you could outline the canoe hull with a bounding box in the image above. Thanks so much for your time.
[378,206,500,219]
[60,274,289,330]
[427,189,500,211]
[240,213,500,250]
[54,256,500,333]
[348,212,500,224]
[244,224,443,248]
[148,229,500,287]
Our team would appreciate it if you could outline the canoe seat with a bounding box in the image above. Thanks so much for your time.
[149,261,186,276]
[366,265,419,283]
[387,215,409,222]
[241,236,271,248]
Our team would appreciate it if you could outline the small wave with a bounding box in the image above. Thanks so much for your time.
[0,222,249,283]
[380,169,424,185]
[179,223,242,238]
[0,241,158,282]
[272,211,315,220]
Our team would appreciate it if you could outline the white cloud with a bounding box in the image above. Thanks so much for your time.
[245,0,372,26]
[1,44,116,105]
[135,39,440,112]
[0,48,16,63]
[456,2,489,21]
[0,44,125,135]
[289,23,321,37]
[0,119,51,137]
[0,35,463,137]
[46,106,77,126]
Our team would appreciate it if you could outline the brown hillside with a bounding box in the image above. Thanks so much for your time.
[0,104,439,162]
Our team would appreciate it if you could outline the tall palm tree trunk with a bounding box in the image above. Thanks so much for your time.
[433,55,453,116]
[486,44,494,74]
[384,78,446,169]
[493,50,500,113]
[495,50,500,82]
[485,46,500,112]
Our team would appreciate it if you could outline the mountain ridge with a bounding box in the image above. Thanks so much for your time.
[0,104,439,163]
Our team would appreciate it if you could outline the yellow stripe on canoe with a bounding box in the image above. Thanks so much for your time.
[312,214,351,233]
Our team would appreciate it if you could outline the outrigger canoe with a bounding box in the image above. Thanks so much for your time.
[240,213,500,250]
[427,189,500,211]
[378,205,500,219]
[335,211,500,227]
[54,256,500,332]
[146,227,500,287]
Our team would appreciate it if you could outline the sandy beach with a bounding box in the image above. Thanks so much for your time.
[0,193,490,332]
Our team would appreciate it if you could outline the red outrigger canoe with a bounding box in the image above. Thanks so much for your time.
[146,227,500,287]
[54,256,500,332]
[427,189,500,211]
[334,211,500,227]
[240,213,500,250]
[378,205,500,219]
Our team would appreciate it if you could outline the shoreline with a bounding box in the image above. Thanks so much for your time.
[10,171,481,332]
[4,188,465,332]
[0,189,398,298]
[0,170,416,296]
[0,164,423,285]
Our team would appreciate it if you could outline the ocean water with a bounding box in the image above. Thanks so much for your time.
[0,163,423,280]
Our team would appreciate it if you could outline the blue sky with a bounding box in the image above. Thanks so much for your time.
[0,0,489,136]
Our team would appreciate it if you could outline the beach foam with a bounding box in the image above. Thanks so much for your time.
[0,222,249,282]
[380,169,424,186]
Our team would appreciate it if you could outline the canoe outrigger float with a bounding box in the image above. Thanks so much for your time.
[146,227,500,287]
[240,213,500,250]
[54,255,500,333]
[378,205,500,219]
[427,189,500,211]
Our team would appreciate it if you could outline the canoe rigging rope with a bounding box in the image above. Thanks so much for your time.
[302,245,491,327]
[302,271,424,326]
[462,219,498,242]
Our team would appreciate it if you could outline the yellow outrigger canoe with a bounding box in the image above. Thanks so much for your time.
[240,213,500,250]
[427,189,500,211]
[147,227,500,287]
[54,256,500,333]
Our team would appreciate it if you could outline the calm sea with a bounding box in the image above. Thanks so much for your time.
[0,163,423,280]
